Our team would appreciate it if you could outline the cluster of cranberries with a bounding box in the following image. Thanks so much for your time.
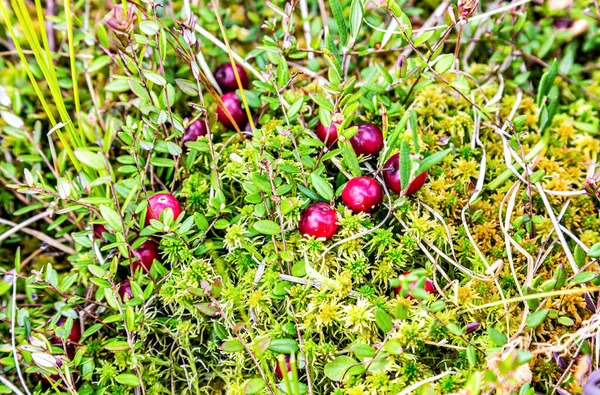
[300,116,434,298]
[181,63,251,145]
[95,193,183,302]
[299,117,428,242]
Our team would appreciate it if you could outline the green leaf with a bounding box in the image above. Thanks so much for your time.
[143,70,166,86]
[341,141,362,177]
[82,323,103,339]
[383,340,403,355]
[277,58,290,89]
[434,54,454,74]
[324,356,364,381]
[329,0,348,45]
[251,173,272,193]
[253,220,281,236]
[221,339,244,352]
[310,94,334,112]
[382,113,410,162]
[74,149,105,170]
[175,79,198,96]
[87,264,106,278]
[488,327,507,346]
[139,20,159,35]
[588,243,600,259]
[572,272,597,284]
[115,373,140,386]
[129,81,150,102]
[375,63,393,84]
[466,345,477,368]
[415,148,453,175]
[536,59,558,107]
[414,30,434,47]
[310,173,334,201]
[100,205,122,231]
[268,338,299,354]
[87,55,112,73]
[287,97,304,119]
[245,378,266,394]
[399,140,411,193]
[374,308,393,333]
[323,49,342,86]
[526,309,549,328]
[349,0,363,43]
[353,344,375,359]
[558,316,574,326]
[298,184,327,202]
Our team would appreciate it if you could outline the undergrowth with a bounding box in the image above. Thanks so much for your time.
[0,0,599,394]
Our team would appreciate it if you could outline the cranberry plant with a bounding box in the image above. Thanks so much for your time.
[0,0,599,394]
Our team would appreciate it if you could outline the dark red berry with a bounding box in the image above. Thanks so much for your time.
[93,224,109,239]
[341,177,383,213]
[275,354,292,379]
[382,153,427,195]
[394,273,435,300]
[52,317,82,345]
[118,279,133,300]
[214,63,249,93]
[146,193,182,225]
[182,119,208,144]
[350,123,384,156]
[131,240,160,273]
[298,203,339,241]
[316,121,340,147]
[217,92,248,129]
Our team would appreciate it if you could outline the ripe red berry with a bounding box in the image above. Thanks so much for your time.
[298,203,339,241]
[214,63,249,93]
[182,119,208,144]
[52,317,82,345]
[217,92,248,129]
[382,153,427,195]
[316,121,340,147]
[131,240,160,273]
[341,177,383,213]
[118,279,133,300]
[394,273,435,300]
[93,224,109,239]
[350,123,384,156]
[146,193,182,225]
[275,354,292,379]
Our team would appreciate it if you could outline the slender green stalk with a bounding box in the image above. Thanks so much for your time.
[64,0,82,119]
[0,0,81,171]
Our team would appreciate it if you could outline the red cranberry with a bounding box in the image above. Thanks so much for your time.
[350,123,384,156]
[298,203,339,241]
[118,279,133,300]
[52,317,82,345]
[382,153,427,195]
[217,92,248,129]
[182,119,208,144]
[316,121,340,147]
[93,224,109,239]
[341,177,383,213]
[275,354,292,379]
[394,273,435,300]
[131,240,160,273]
[214,63,249,93]
[146,193,182,225]
[51,317,82,360]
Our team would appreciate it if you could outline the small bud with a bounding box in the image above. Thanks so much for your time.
[465,322,480,334]
[554,352,568,370]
